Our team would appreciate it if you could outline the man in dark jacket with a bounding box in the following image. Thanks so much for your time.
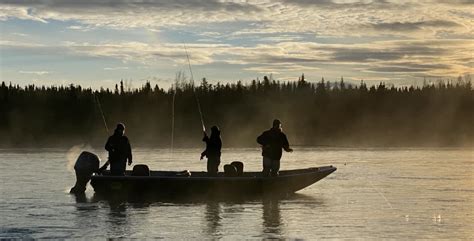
[201,126,222,176]
[257,119,293,177]
[104,123,133,176]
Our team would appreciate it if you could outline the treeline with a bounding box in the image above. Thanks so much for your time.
[0,74,472,147]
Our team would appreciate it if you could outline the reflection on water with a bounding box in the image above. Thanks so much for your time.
[70,192,324,239]
[72,192,311,239]
[262,198,282,237]
[106,201,130,238]
[71,194,100,239]
[205,202,222,238]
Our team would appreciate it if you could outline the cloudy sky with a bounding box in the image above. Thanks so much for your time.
[0,0,472,89]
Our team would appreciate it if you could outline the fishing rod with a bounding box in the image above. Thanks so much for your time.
[170,83,176,151]
[93,91,109,135]
[183,43,206,133]
[92,90,111,172]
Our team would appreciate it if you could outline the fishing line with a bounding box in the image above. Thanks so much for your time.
[368,179,393,209]
[354,152,401,217]
[183,43,206,133]
[170,82,176,155]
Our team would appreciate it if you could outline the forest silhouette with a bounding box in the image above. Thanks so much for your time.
[0,74,472,147]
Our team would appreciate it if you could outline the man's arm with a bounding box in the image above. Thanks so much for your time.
[201,132,209,159]
[200,150,207,160]
[202,132,209,142]
[98,161,109,173]
[257,132,266,145]
[126,138,133,165]
[105,136,113,152]
[282,133,293,152]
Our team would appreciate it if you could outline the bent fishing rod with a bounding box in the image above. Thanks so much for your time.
[183,43,206,133]
[92,91,111,171]
[93,92,109,135]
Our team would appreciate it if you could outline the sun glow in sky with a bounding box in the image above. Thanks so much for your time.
[0,0,472,89]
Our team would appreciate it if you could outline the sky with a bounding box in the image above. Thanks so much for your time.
[0,0,472,89]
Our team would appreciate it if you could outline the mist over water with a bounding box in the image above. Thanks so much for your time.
[0,147,472,239]
[0,77,472,148]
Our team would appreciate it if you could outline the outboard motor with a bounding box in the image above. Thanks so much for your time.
[70,151,100,194]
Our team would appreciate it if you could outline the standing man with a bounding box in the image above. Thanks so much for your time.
[104,123,133,175]
[257,119,293,177]
[201,126,222,176]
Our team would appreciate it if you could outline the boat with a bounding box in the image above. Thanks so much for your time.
[89,166,337,198]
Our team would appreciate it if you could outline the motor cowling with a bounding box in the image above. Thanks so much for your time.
[70,151,100,194]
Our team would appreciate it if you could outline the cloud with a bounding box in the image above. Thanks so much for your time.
[432,0,473,5]
[0,0,471,41]
[368,66,432,73]
[3,35,471,80]
[235,40,472,76]
[281,0,395,8]
[283,0,473,8]
[19,70,50,75]
[64,39,474,77]
[327,45,449,62]
[67,25,94,31]
[61,41,228,65]
[0,0,262,29]
[103,67,129,70]
[11,32,29,37]
[1,1,471,85]
[365,20,460,32]
[0,5,47,22]
[0,0,262,12]
[244,63,318,75]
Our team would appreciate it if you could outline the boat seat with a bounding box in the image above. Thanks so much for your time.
[230,161,244,176]
[224,164,238,177]
[132,164,150,176]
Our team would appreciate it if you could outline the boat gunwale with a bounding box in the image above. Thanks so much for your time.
[90,166,336,181]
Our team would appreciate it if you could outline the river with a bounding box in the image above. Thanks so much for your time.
[0,147,472,239]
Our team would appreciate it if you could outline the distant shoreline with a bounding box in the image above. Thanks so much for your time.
[1,76,472,149]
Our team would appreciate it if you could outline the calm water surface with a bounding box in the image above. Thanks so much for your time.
[0,147,472,239]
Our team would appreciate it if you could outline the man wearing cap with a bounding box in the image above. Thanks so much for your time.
[103,123,133,175]
[257,119,293,177]
[200,125,222,176]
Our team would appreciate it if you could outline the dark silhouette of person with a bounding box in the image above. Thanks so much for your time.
[103,123,133,176]
[257,119,293,177]
[201,126,222,176]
